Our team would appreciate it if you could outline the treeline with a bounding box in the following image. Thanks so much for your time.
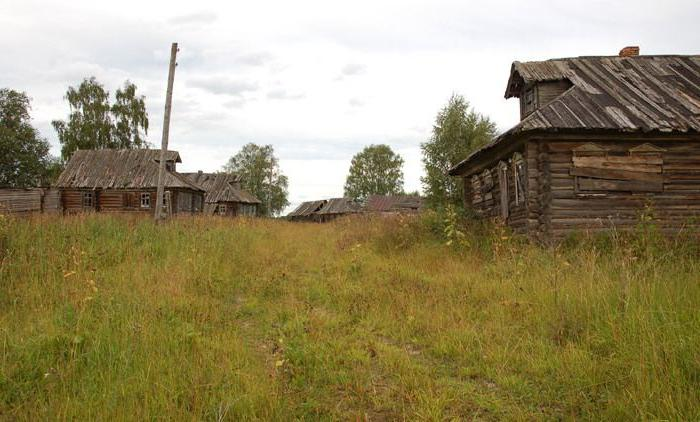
[342,94,496,209]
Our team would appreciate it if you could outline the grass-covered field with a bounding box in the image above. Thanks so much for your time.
[1,213,699,420]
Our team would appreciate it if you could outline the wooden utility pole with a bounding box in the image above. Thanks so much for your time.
[155,42,178,222]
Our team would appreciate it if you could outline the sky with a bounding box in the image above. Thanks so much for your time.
[2,0,699,213]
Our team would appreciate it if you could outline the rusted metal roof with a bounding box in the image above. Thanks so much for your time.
[316,197,361,215]
[182,172,261,204]
[55,149,203,191]
[451,55,700,175]
[364,195,424,212]
[287,200,326,217]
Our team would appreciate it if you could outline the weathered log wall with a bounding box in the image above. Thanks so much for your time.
[0,188,63,214]
[540,137,700,238]
[464,147,530,234]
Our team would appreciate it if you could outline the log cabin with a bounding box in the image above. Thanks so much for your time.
[182,172,261,217]
[449,48,700,240]
[55,149,205,215]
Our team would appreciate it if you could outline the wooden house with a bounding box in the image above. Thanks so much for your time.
[55,149,204,214]
[183,172,261,216]
[449,48,700,240]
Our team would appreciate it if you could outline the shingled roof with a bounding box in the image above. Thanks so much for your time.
[55,149,203,191]
[287,200,326,218]
[182,172,261,204]
[364,195,424,212]
[450,54,700,175]
[316,197,361,215]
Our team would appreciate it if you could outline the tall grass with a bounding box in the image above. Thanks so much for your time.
[1,213,699,420]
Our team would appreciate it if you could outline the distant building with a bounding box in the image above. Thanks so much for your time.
[287,200,327,222]
[449,48,700,240]
[183,172,261,217]
[55,149,204,214]
[315,197,362,222]
[287,195,424,222]
[364,194,424,215]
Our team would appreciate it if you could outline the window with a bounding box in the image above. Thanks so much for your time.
[572,143,664,194]
[240,204,256,216]
[82,192,93,208]
[512,153,526,206]
[218,204,227,216]
[140,193,151,208]
[524,88,534,105]
[498,161,509,220]
[471,175,482,204]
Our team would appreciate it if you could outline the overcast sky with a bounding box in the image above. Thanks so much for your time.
[2,0,699,213]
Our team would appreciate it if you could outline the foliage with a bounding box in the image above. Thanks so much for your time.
[421,94,496,208]
[2,214,700,419]
[223,143,289,217]
[442,204,468,248]
[0,88,56,187]
[111,81,149,150]
[52,78,149,160]
[344,144,404,201]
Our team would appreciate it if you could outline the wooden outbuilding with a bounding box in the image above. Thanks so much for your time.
[0,188,62,215]
[364,194,424,215]
[183,172,261,217]
[287,200,327,222]
[55,149,204,215]
[315,197,362,222]
[449,49,700,240]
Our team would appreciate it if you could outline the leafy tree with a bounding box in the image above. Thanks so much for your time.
[421,94,496,208]
[52,77,149,160]
[0,89,55,187]
[344,144,404,201]
[112,81,149,149]
[223,143,289,217]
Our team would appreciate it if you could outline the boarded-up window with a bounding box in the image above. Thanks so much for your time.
[513,153,526,206]
[471,175,482,204]
[498,161,509,220]
[481,169,494,202]
[178,191,193,212]
[240,204,256,216]
[571,143,664,194]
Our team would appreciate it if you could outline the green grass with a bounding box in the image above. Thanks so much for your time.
[1,213,699,420]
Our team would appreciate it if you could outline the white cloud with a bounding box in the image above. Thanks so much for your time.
[187,77,259,97]
[341,63,366,76]
[267,89,305,100]
[168,12,218,26]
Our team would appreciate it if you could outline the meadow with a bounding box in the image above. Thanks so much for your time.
[1,213,699,420]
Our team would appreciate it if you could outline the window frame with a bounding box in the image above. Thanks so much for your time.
[140,192,151,208]
[512,153,526,207]
[470,175,482,205]
[497,161,509,220]
[82,191,93,208]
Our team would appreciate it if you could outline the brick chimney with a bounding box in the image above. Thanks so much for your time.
[619,46,640,57]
